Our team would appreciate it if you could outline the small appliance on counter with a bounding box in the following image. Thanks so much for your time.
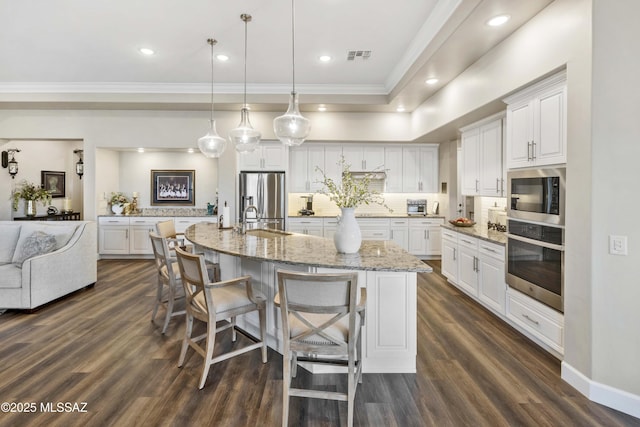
[488,205,507,232]
[407,199,427,216]
[298,195,315,216]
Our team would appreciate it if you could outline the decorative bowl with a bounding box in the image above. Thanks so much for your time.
[449,220,476,227]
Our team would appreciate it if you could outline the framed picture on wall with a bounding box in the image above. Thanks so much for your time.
[151,170,195,206]
[41,171,66,198]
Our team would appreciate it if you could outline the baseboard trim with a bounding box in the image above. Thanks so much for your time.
[561,362,640,419]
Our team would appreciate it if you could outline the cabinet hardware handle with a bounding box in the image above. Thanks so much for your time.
[522,314,540,325]
[496,178,500,193]
[501,178,504,194]
[531,141,536,160]
[527,141,531,161]
[481,246,497,253]
[475,179,479,192]
[125,229,129,239]
[453,248,456,261]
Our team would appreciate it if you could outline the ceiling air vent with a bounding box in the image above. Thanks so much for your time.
[347,50,371,61]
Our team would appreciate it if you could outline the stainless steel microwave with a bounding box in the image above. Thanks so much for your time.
[507,167,565,225]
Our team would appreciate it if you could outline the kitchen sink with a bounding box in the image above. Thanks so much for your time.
[245,229,293,238]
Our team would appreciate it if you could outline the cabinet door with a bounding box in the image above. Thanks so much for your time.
[457,245,478,297]
[308,145,326,192]
[419,146,438,193]
[402,146,421,192]
[425,226,442,256]
[129,225,154,254]
[535,85,566,166]
[479,119,504,196]
[384,146,403,193]
[238,149,263,170]
[363,147,385,171]
[390,227,408,251]
[461,129,480,195]
[407,226,427,255]
[342,146,363,170]
[506,100,533,169]
[289,147,310,192]
[99,226,129,254]
[261,144,287,170]
[441,236,458,282]
[478,254,506,315]
[323,145,343,185]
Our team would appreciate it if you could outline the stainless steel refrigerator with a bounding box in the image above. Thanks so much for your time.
[238,171,286,230]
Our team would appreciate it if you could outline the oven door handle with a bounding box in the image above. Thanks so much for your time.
[506,233,565,251]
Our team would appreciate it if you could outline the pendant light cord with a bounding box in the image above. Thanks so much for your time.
[243,16,248,107]
[291,0,296,94]
[208,39,215,123]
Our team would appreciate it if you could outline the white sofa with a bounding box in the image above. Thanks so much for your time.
[0,221,97,310]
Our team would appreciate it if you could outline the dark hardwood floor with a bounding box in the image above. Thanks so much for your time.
[0,259,638,426]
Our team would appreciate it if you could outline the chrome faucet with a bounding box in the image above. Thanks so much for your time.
[242,205,259,234]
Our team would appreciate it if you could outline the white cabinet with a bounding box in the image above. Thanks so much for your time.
[98,217,130,255]
[342,145,385,171]
[408,218,443,256]
[505,72,567,169]
[287,217,323,236]
[358,218,390,240]
[440,228,507,316]
[384,147,403,193]
[290,145,325,192]
[441,229,458,283]
[477,241,506,315]
[238,142,287,171]
[456,235,479,297]
[460,114,505,196]
[402,145,438,193]
[389,218,409,251]
[129,217,161,254]
[323,217,339,239]
[506,287,564,355]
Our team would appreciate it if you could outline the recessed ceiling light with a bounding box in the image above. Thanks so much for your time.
[425,78,439,85]
[137,148,145,153]
[396,106,405,112]
[187,148,194,154]
[487,15,510,27]
[319,55,332,62]
[216,54,229,62]
[139,47,155,56]
[318,105,327,112]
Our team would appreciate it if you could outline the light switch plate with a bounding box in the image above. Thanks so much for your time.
[609,235,628,255]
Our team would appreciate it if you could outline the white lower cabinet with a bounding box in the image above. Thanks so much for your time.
[389,219,409,251]
[99,216,215,256]
[287,217,323,236]
[358,218,390,240]
[408,218,444,257]
[441,228,507,317]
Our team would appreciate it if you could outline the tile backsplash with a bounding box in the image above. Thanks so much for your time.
[288,193,442,217]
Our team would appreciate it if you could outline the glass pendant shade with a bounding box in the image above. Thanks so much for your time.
[230,107,261,153]
[198,120,228,158]
[273,91,311,146]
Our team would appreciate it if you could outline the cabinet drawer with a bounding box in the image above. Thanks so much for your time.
[457,235,478,250]
[389,219,409,227]
[507,290,563,350]
[99,217,129,225]
[478,241,505,261]
[361,229,390,240]
[441,229,458,242]
[357,218,390,228]
[129,217,164,227]
[409,218,443,226]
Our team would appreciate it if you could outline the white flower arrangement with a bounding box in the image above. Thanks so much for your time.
[315,156,392,211]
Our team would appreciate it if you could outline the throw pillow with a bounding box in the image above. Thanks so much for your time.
[11,223,77,264]
[0,224,22,264]
[12,231,57,267]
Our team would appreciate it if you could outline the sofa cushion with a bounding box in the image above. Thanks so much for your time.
[11,223,77,265]
[12,231,57,267]
[0,263,23,289]
[0,224,21,264]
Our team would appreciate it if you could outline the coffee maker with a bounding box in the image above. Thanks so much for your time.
[298,195,314,216]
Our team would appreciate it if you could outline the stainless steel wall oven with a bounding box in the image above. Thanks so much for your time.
[506,219,564,312]
[507,167,565,225]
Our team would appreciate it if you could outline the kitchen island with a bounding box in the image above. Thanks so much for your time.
[185,222,432,373]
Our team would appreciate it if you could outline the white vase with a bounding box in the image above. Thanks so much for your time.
[333,207,362,254]
[111,204,124,215]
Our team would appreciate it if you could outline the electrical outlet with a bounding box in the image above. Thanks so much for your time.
[609,235,628,256]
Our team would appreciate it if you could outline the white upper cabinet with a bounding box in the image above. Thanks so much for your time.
[289,144,325,192]
[238,142,287,171]
[505,71,567,169]
[460,114,505,196]
[342,145,385,171]
[323,145,344,185]
[384,146,403,193]
[402,144,438,193]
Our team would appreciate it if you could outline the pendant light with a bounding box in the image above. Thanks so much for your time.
[229,14,261,153]
[198,38,228,158]
[273,0,311,146]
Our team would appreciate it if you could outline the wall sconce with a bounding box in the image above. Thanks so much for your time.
[1,149,20,179]
[74,149,84,179]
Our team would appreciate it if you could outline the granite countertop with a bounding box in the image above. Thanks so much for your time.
[99,208,215,218]
[185,222,432,273]
[441,222,507,246]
